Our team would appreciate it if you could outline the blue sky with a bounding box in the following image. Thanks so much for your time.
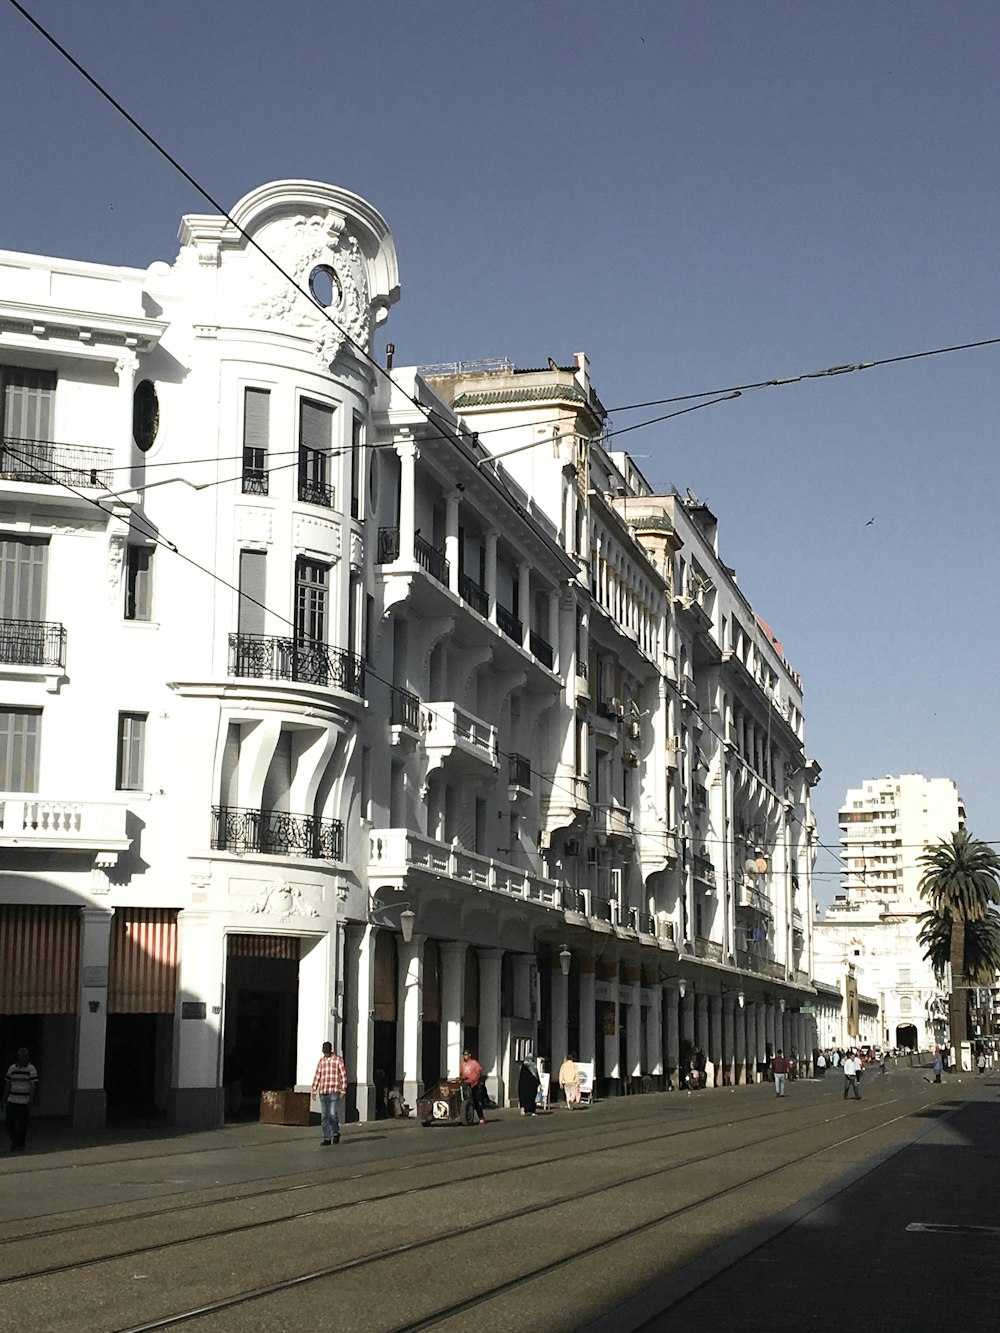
[3,1,998,903]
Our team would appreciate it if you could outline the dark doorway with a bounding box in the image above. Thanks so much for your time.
[223,951,299,1118]
[105,1013,159,1118]
[896,1023,918,1050]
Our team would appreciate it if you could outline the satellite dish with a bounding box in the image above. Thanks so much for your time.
[754,856,769,874]
[744,857,759,876]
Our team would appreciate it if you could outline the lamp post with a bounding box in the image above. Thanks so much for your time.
[368,892,415,943]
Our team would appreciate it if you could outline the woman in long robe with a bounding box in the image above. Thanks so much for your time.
[517,1055,540,1115]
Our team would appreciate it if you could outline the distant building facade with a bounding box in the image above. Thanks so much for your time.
[0,181,822,1128]
[813,774,965,1050]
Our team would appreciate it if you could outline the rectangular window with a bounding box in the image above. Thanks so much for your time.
[1,366,55,444]
[0,534,47,620]
[350,416,363,519]
[298,399,334,507]
[237,549,266,636]
[242,388,270,495]
[116,712,147,791]
[124,546,153,621]
[0,707,41,791]
[294,557,327,644]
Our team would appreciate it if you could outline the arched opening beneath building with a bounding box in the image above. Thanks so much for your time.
[895,1022,918,1051]
[463,948,480,1058]
[223,935,299,1119]
[372,930,397,1118]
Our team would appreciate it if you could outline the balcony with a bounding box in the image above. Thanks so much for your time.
[626,907,657,937]
[693,936,724,964]
[736,883,772,916]
[459,572,489,618]
[390,686,421,731]
[0,438,113,489]
[529,630,553,669]
[297,474,335,508]
[414,532,449,586]
[593,804,632,842]
[242,466,268,495]
[508,752,532,791]
[368,828,563,909]
[211,805,344,859]
[0,619,66,669]
[425,701,498,772]
[692,853,716,887]
[228,633,365,697]
[0,795,130,857]
[496,604,522,643]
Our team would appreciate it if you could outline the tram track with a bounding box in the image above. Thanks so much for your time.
[0,1090,858,1282]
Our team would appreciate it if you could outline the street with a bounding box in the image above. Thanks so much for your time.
[0,1063,996,1332]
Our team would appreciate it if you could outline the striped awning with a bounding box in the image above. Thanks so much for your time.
[0,905,80,1014]
[109,908,179,1014]
[227,934,301,960]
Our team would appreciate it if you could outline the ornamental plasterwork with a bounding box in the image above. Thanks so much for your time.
[246,213,371,368]
[251,879,320,920]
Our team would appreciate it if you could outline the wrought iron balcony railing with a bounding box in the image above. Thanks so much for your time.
[0,618,66,668]
[508,752,532,790]
[241,467,269,495]
[414,532,449,585]
[0,437,113,488]
[496,604,522,642]
[529,630,553,669]
[297,475,335,508]
[211,805,344,859]
[459,572,489,617]
[390,686,421,730]
[228,633,365,697]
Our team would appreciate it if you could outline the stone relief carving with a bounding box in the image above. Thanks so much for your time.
[247,213,371,368]
[251,879,320,920]
[107,531,127,602]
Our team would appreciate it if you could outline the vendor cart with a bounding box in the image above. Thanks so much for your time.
[416,1078,477,1127]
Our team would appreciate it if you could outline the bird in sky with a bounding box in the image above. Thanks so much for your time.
[865,516,875,526]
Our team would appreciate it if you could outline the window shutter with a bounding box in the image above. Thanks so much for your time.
[238,550,266,636]
[299,400,333,452]
[2,368,55,441]
[243,388,270,454]
[0,536,47,620]
[0,708,41,791]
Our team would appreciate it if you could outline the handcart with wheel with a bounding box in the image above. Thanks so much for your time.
[416,1078,477,1126]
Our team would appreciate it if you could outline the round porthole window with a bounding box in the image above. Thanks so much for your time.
[132,380,159,452]
[309,264,342,309]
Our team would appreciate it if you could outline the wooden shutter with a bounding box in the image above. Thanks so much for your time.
[0,535,47,620]
[0,707,40,791]
[2,368,55,441]
[238,550,266,636]
[108,908,178,1013]
[0,905,79,1013]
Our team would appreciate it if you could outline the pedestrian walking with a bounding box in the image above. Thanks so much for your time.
[558,1053,581,1109]
[4,1047,39,1153]
[932,1051,943,1083]
[517,1052,541,1115]
[842,1052,862,1100]
[311,1041,347,1145]
[770,1049,789,1097]
[816,1051,826,1078]
[460,1049,487,1123]
[977,1051,987,1076]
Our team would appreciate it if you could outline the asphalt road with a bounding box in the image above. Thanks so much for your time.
[1,1063,994,1332]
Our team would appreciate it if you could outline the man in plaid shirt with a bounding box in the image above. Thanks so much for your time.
[311,1041,348,1144]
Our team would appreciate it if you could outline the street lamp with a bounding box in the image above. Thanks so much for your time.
[369,892,415,943]
[722,987,746,1008]
[558,946,572,977]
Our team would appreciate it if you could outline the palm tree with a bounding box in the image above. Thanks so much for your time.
[918,831,1000,1049]
[917,909,1000,984]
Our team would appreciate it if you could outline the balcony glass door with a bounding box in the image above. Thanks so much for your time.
[294,557,328,684]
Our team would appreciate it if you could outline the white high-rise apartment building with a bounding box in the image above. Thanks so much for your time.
[814,774,965,1050]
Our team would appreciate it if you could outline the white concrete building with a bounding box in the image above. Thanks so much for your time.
[0,182,825,1128]
[813,774,965,1050]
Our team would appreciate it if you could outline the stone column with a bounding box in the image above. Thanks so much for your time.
[549,954,569,1079]
[696,991,710,1082]
[74,907,113,1129]
[682,987,696,1049]
[344,923,377,1122]
[782,1009,792,1056]
[625,967,642,1087]
[665,986,680,1088]
[548,590,560,675]
[445,489,461,595]
[746,1001,759,1082]
[734,1000,747,1084]
[478,948,504,1107]
[485,530,498,619]
[397,437,417,563]
[645,975,663,1084]
[578,956,597,1068]
[603,959,621,1093]
[708,993,723,1088]
[518,558,531,652]
[397,934,424,1109]
[172,910,223,1128]
[764,1001,776,1057]
[721,994,736,1086]
[439,941,467,1080]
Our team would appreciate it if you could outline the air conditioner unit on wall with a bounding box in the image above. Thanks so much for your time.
[565,839,581,857]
